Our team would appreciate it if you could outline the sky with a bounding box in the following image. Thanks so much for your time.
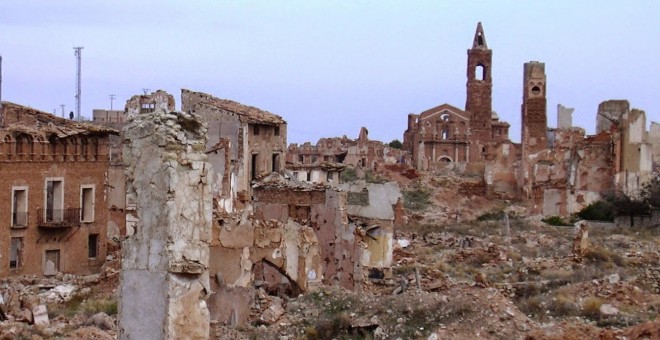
[1,1,658,144]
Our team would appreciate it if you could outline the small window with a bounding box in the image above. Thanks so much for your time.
[272,153,280,172]
[254,125,260,135]
[531,86,541,95]
[274,126,280,136]
[81,186,95,222]
[306,172,311,182]
[251,154,259,180]
[10,237,23,269]
[12,187,28,228]
[88,234,99,259]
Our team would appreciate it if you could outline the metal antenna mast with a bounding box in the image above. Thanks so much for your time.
[0,55,3,112]
[73,46,84,121]
[109,94,115,110]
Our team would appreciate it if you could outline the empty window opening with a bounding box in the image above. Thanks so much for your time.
[251,154,259,180]
[272,153,280,172]
[442,128,449,140]
[298,155,304,163]
[288,205,311,224]
[81,186,95,222]
[46,179,64,222]
[140,103,155,113]
[475,65,485,81]
[10,237,23,269]
[12,188,28,228]
[306,171,311,182]
[531,86,541,95]
[44,250,60,275]
[88,234,99,259]
[274,126,280,136]
[477,32,484,46]
[253,259,302,298]
[253,125,260,135]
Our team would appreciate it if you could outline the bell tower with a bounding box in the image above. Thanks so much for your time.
[465,22,493,146]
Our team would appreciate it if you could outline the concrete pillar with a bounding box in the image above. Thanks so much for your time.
[120,109,212,339]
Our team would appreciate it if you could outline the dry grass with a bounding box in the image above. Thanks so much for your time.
[581,296,604,319]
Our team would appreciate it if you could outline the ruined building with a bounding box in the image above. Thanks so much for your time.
[0,102,116,277]
[397,23,658,216]
[287,126,406,182]
[121,89,398,325]
[403,22,511,172]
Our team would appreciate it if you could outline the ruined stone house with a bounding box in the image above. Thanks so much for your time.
[515,62,656,215]
[0,102,116,277]
[180,89,287,213]
[287,126,406,181]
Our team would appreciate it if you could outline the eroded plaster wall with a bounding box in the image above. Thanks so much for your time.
[120,108,211,339]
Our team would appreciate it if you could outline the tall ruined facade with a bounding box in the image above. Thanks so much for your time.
[465,22,493,160]
[521,62,548,155]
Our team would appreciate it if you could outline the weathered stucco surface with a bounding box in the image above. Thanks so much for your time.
[120,108,212,339]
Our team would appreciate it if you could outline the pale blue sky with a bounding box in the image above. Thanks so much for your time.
[1,1,658,143]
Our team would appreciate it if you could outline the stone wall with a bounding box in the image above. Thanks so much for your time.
[120,108,212,339]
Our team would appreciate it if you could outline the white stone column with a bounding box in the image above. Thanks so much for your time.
[120,109,212,339]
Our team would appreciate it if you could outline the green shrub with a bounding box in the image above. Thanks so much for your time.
[541,216,572,226]
[388,139,403,149]
[576,200,614,221]
[402,185,431,211]
[340,167,358,182]
[477,210,505,221]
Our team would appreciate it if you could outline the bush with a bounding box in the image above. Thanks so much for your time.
[388,139,403,149]
[576,200,614,221]
[340,167,358,182]
[541,216,572,226]
[477,210,505,221]
[581,296,603,319]
[402,185,431,211]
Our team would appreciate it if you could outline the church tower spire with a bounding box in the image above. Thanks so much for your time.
[472,21,488,49]
[465,22,493,160]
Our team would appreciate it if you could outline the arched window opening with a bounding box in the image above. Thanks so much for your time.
[475,64,486,81]
[442,128,449,140]
[531,86,541,95]
[477,32,484,46]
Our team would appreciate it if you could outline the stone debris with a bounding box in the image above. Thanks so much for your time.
[31,305,49,326]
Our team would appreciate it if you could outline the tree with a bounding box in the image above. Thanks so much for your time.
[602,190,649,226]
[388,139,402,149]
[640,173,660,208]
